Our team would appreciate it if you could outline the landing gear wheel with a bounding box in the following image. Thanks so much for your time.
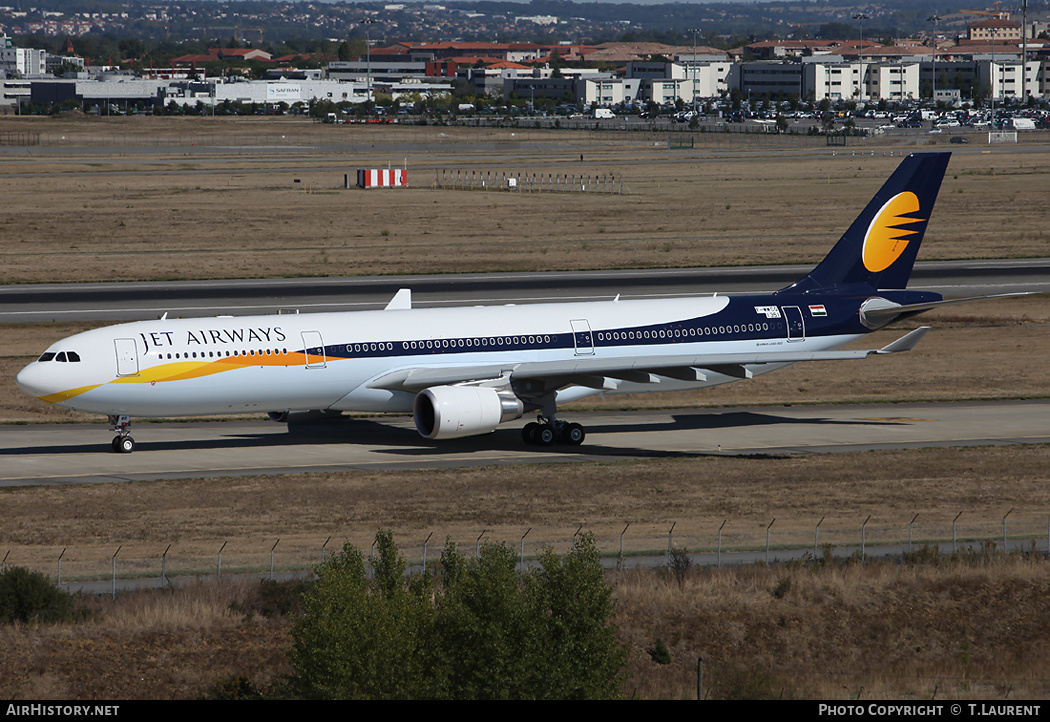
[522,416,586,447]
[112,435,135,454]
[564,423,585,446]
[108,414,135,453]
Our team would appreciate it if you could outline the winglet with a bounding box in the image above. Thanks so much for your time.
[875,326,930,354]
[384,288,412,310]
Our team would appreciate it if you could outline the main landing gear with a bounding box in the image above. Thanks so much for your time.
[108,414,135,453]
[521,416,585,447]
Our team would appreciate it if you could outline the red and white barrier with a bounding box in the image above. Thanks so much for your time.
[355,169,407,189]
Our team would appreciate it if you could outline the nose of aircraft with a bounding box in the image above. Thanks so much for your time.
[15,361,53,400]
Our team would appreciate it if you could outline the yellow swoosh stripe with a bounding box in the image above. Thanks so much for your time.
[39,351,323,403]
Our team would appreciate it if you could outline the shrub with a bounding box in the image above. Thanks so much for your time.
[0,567,88,625]
[285,530,626,699]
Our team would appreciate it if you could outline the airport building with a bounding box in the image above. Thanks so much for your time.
[25,75,454,112]
[4,30,1050,114]
[1,36,47,77]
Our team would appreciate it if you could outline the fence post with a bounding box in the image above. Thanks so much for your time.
[765,518,775,564]
[520,528,530,571]
[217,541,226,578]
[270,539,279,579]
[813,517,824,559]
[619,523,629,570]
[718,520,726,567]
[111,546,121,599]
[1003,508,1013,552]
[861,515,871,560]
[162,544,171,586]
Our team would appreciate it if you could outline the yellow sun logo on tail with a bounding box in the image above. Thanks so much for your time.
[862,192,925,273]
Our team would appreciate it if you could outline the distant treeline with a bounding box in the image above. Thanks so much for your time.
[6,0,1038,59]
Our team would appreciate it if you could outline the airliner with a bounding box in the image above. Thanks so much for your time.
[15,152,1012,453]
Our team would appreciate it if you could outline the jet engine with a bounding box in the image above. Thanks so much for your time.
[413,386,525,440]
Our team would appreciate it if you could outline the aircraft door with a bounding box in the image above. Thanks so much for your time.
[782,306,805,342]
[301,331,327,368]
[114,338,139,377]
[570,319,594,355]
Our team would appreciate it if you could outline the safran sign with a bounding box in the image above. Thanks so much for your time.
[266,84,302,101]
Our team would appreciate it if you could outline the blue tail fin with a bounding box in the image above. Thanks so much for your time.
[779,153,951,294]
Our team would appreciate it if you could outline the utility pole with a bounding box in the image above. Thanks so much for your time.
[927,15,940,104]
[360,18,375,109]
[853,13,869,100]
[1021,0,1029,103]
[688,27,701,115]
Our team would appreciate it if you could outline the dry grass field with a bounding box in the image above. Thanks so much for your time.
[1,115,1048,284]
[2,444,1050,700]
[6,553,1050,700]
[1,116,1048,700]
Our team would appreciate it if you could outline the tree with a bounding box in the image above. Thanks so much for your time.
[285,531,626,700]
[520,534,627,699]
[285,531,436,699]
[432,540,531,698]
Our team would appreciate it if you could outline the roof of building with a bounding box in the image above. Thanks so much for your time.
[969,17,1020,29]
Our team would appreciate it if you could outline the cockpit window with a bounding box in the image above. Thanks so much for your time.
[38,351,81,362]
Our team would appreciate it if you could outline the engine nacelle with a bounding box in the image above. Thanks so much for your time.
[413,386,524,440]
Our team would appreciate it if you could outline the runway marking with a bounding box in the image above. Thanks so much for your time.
[859,417,933,422]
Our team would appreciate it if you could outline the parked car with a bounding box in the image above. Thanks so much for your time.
[950,136,970,144]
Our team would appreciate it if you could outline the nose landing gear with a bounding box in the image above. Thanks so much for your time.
[109,414,135,453]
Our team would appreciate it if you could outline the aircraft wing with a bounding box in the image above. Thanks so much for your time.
[367,327,929,393]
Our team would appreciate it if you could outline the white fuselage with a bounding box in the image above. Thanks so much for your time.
[16,294,859,419]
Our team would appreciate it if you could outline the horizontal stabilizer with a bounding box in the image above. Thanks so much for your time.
[861,292,1035,328]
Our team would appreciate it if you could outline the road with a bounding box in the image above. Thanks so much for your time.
[2,400,1048,488]
[1,258,1047,323]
